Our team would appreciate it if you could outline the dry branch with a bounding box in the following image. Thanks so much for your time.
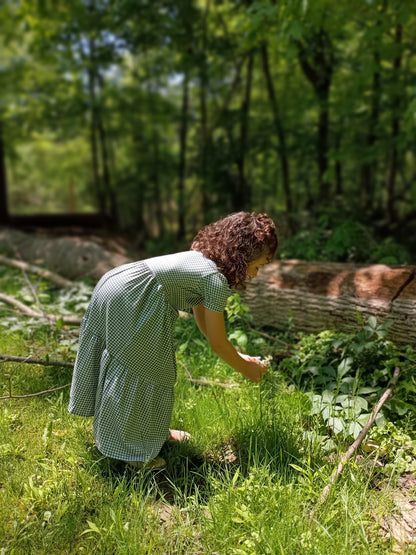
[310,366,402,520]
[0,383,71,400]
[0,353,74,368]
[0,293,82,325]
[0,354,73,400]
[0,253,73,288]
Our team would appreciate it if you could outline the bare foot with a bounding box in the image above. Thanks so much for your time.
[169,429,191,442]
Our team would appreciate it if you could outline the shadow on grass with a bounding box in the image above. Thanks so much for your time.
[88,423,305,508]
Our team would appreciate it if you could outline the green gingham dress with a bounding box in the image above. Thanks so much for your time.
[68,250,231,463]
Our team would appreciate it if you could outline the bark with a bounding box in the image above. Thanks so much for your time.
[241,260,416,345]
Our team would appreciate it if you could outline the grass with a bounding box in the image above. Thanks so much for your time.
[0,279,402,554]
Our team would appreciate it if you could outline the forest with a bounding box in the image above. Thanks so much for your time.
[1,0,416,260]
[1,1,416,553]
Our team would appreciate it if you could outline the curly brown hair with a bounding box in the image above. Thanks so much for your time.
[190,212,278,287]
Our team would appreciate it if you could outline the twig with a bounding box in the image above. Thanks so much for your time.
[0,354,74,368]
[310,366,402,521]
[0,293,82,325]
[0,354,73,400]
[247,326,293,348]
[0,383,71,400]
[0,254,73,288]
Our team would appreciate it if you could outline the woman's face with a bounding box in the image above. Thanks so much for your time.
[246,253,272,279]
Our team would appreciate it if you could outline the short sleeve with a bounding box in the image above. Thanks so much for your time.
[202,271,231,312]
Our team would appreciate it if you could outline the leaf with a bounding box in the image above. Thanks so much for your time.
[328,417,345,435]
[357,386,380,395]
[348,421,362,439]
[338,357,353,378]
[81,521,102,536]
[322,390,335,403]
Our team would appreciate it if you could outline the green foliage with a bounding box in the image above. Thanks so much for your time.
[280,316,416,454]
[368,421,416,474]
[280,217,413,263]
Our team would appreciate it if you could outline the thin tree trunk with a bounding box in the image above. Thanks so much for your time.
[152,131,165,237]
[334,132,343,196]
[177,73,189,241]
[0,120,9,225]
[96,110,116,225]
[235,51,254,211]
[87,52,105,214]
[132,131,147,243]
[317,92,330,197]
[386,24,403,224]
[260,43,293,217]
[297,29,334,200]
[199,0,210,219]
[360,50,381,211]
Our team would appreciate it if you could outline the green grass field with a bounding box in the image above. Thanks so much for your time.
[0,269,412,554]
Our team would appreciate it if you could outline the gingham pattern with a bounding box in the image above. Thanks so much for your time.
[69,251,230,462]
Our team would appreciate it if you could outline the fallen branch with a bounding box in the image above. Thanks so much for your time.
[310,366,402,521]
[0,254,73,288]
[0,353,74,368]
[0,354,74,400]
[247,326,294,348]
[0,383,71,400]
[0,293,82,325]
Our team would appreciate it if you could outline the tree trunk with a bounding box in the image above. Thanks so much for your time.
[241,260,416,345]
[177,72,189,241]
[297,29,334,200]
[234,51,254,211]
[386,24,403,224]
[97,75,117,225]
[199,0,210,220]
[360,49,381,211]
[0,120,9,225]
[152,131,165,238]
[87,47,105,215]
[260,43,293,218]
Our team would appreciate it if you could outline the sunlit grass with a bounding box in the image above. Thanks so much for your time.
[0,314,397,554]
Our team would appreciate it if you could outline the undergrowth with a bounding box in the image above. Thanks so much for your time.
[0,267,415,554]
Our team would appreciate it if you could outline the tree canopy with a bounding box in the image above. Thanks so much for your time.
[1,0,415,251]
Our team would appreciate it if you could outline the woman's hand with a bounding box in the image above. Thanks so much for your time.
[238,353,268,383]
[193,305,268,383]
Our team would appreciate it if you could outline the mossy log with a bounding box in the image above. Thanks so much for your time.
[241,260,416,344]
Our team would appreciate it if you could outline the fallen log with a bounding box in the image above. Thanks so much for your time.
[0,228,130,282]
[241,260,416,345]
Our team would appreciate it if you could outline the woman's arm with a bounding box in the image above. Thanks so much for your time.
[192,304,266,383]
